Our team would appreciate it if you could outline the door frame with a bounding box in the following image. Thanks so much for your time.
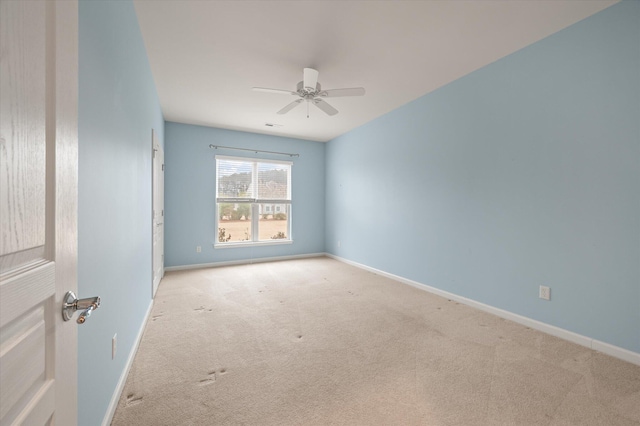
[151,129,164,297]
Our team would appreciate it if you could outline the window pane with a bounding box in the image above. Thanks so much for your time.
[259,204,288,241]
[217,159,253,199]
[257,162,290,201]
[218,203,252,242]
[215,156,292,246]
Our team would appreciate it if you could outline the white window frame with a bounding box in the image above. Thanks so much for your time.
[215,155,292,248]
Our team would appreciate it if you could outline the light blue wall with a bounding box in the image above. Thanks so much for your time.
[164,122,325,267]
[326,1,640,353]
[78,1,164,425]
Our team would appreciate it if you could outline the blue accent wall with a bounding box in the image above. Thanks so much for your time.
[325,1,640,353]
[164,122,325,267]
[78,1,164,424]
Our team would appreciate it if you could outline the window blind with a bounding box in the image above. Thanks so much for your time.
[216,156,291,203]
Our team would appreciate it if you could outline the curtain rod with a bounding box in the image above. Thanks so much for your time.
[209,144,299,158]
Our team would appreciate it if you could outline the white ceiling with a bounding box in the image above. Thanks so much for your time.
[133,0,618,143]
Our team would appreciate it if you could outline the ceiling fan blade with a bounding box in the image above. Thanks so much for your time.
[313,99,338,116]
[303,68,319,91]
[319,87,366,98]
[277,99,304,114]
[253,87,297,95]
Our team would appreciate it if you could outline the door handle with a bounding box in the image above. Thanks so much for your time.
[62,291,101,324]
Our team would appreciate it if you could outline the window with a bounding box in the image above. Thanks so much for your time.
[216,155,292,246]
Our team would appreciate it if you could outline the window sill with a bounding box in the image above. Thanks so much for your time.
[213,240,293,249]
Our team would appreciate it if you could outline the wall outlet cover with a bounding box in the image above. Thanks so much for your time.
[539,286,551,301]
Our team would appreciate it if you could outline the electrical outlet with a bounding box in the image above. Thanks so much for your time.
[112,333,117,359]
[539,286,551,301]
[196,246,201,253]
[337,241,341,248]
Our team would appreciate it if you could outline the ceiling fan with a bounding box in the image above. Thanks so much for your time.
[253,68,365,117]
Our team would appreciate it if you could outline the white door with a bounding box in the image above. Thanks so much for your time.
[0,1,78,425]
[152,130,164,297]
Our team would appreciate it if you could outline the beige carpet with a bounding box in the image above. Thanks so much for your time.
[112,257,640,425]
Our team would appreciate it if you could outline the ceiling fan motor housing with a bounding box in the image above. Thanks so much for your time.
[297,81,322,98]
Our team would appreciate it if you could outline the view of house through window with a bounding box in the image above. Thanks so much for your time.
[216,156,291,245]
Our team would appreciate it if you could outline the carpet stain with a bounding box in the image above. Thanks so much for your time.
[198,371,217,385]
[125,394,143,407]
[194,306,205,311]
[220,368,227,374]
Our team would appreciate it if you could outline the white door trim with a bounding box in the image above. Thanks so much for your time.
[152,129,164,297]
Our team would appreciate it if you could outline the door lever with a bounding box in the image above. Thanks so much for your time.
[62,291,101,324]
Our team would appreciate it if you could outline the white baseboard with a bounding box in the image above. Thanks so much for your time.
[326,253,640,366]
[102,299,154,426]
[164,252,326,272]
